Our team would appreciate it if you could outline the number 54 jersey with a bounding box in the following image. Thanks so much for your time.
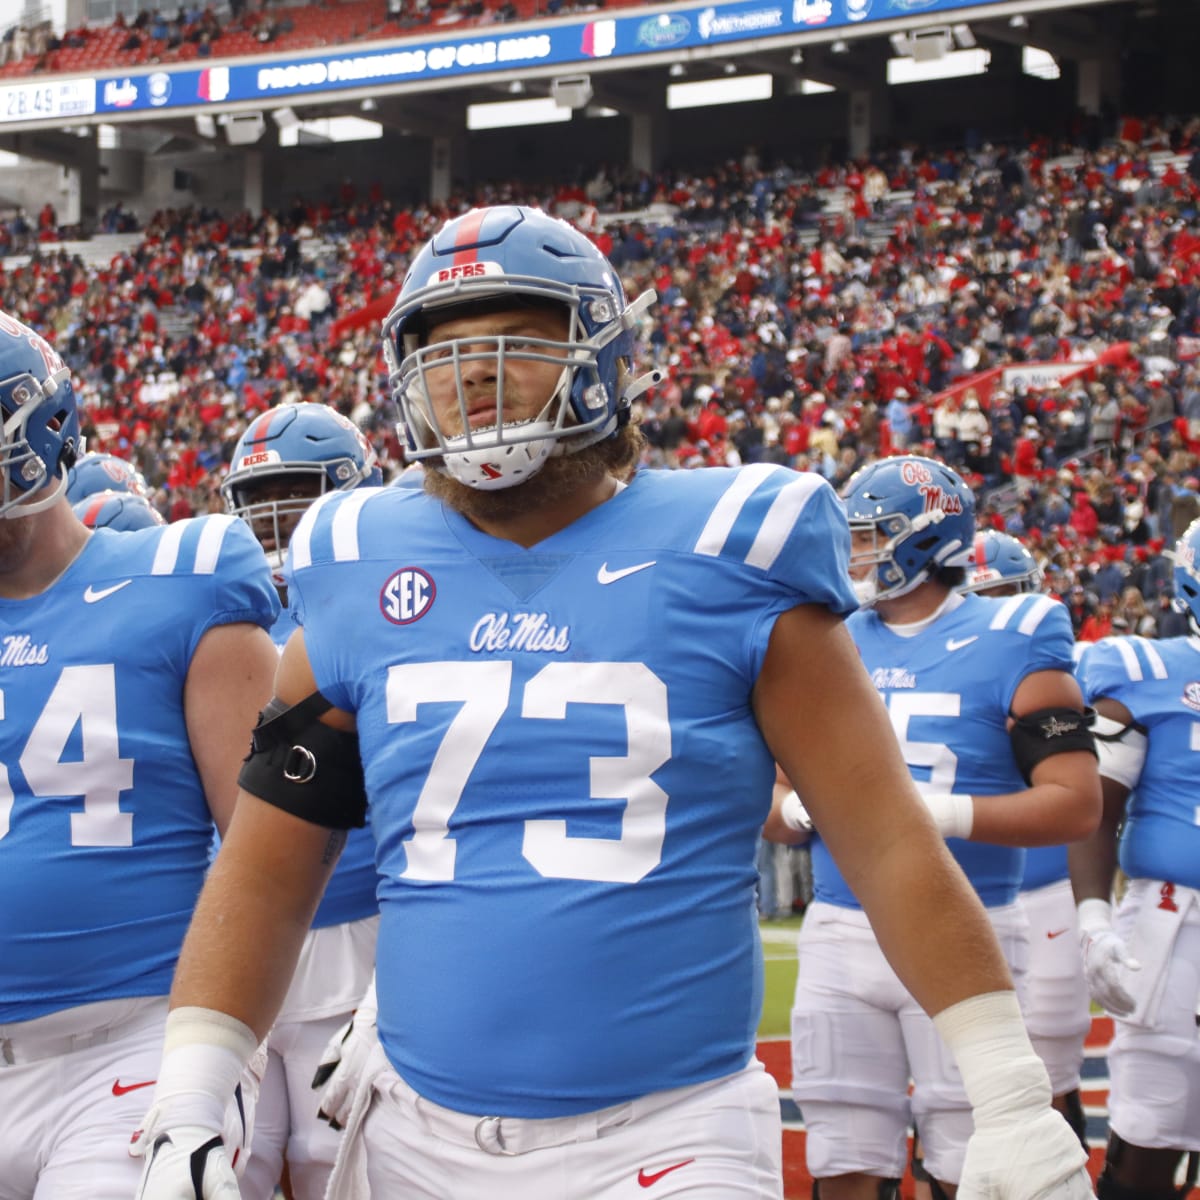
[286,465,858,1118]
[813,591,1076,911]
[0,517,278,1022]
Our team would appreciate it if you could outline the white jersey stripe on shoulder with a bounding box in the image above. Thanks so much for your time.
[1137,637,1169,680]
[745,473,824,571]
[988,594,1025,631]
[1111,637,1144,682]
[331,489,374,562]
[693,464,780,558]
[289,491,340,572]
[1016,593,1057,636]
[150,520,189,575]
[193,514,235,575]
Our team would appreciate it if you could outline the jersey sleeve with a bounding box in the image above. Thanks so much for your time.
[986,593,1076,712]
[688,466,858,678]
[149,516,279,659]
[1078,635,1167,717]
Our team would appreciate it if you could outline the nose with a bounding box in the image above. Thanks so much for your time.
[455,341,499,388]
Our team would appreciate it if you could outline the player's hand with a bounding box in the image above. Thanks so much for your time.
[1077,898,1140,1017]
[312,983,378,1129]
[131,1121,241,1200]
[958,1108,1093,1200]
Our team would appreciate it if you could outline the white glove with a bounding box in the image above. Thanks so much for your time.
[958,1108,1094,1200]
[1078,897,1141,1017]
[778,790,814,837]
[131,1121,241,1200]
[312,976,378,1129]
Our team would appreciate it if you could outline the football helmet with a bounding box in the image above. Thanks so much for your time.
[381,205,659,491]
[0,311,82,518]
[66,452,151,504]
[1170,516,1200,633]
[73,490,165,532]
[222,403,381,579]
[841,455,976,606]
[962,530,1044,596]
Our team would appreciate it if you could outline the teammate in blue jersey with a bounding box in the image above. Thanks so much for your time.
[964,532,1091,1149]
[769,460,1100,1199]
[1070,516,1200,1200]
[0,309,280,1200]
[220,402,383,1200]
[137,207,1095,1200]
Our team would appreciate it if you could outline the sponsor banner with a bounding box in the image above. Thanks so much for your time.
[0,0,1039,124]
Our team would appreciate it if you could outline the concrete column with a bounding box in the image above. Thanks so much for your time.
[631,110,667,176]
[1077,56,1119,117]
[848,88,872,160]
[243,149,263,215]
[70,125,100,228]
[430,135,457,204]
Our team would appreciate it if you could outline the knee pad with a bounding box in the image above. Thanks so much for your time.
[1061,1088,1089,1152]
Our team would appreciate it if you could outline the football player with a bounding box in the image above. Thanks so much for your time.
[134,208,1094,1200]
[770,459,1100,1199]
[219,403,383,1200]
[73,490,166,532]
[964,532,1091,1149]
[0,310,279,1200]
[65,450,151,504]
[1069,517,1200,1200]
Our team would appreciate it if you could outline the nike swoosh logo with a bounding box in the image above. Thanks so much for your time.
[945,636,978,651]
[85,580,133,603]
[638,1160,695,1188]
[1047,928,1070,939]
[597,561,656,585]
[112,1079,156,1097]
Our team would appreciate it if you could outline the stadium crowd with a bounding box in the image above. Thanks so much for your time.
[2,115,1200,641]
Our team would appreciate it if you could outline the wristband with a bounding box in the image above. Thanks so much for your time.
[922,792,974,840]
[151,1007,259,1132]
[779,790,814,834]
[933,990,1050,1124]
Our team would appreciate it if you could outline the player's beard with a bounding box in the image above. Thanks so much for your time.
[422,425,643,523]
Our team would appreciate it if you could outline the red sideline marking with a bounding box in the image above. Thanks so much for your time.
[1086,1016,1114,1047]
[756,1041,791,1090]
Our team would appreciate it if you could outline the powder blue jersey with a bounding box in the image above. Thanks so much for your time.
[270,601,378,929]
[0,516,277,1022]
[1078,634,1200,888]
[285,464,857,1117]
[813,592,1075,909]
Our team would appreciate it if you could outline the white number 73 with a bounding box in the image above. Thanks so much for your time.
[387,660,671,884]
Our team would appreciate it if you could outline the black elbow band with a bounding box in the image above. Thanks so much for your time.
[1008,706,1098,786]
[239,692,367,829]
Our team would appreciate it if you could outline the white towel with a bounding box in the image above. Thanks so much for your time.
[322,1041,391,1200]
[1123,880,1197,1029]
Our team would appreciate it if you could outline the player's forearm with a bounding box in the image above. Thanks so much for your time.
[965,770,1100,847]
[1067,777,1125,903]
[170,796,340,1038]
[857,827,1014,1016]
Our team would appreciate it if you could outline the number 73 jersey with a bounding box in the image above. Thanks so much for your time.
[0,517,278,1022]
[285,465,858,1118]
[812,591,1076,911]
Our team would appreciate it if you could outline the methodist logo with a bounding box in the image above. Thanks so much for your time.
[637,13,691,47]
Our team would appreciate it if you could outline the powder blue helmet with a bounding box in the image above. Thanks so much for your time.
[841,455,975,606]
[73,490,165,532]
[0,310,82,517]
[962,530,1043,595]
[382,206,658,491]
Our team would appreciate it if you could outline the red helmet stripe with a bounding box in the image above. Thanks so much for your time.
[81,495,109,527]
[451,209,488,269]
